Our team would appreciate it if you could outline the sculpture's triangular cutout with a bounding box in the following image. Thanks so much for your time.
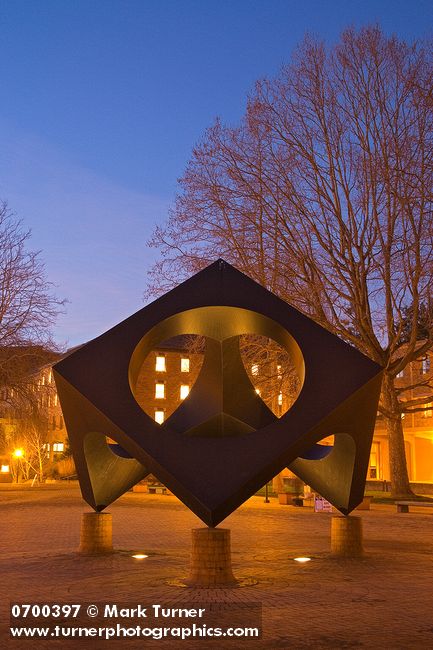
[84,432,148,510]
[289,372,382,512]
[54,372,149,510]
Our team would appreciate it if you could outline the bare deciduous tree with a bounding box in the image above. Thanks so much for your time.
[0,202,62,345]
[0,201,64,473]
[0,201,63,409]
[6,411,50,482]
[149,26,433,498]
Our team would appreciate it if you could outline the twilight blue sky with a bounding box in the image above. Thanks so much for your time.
[0,0,431,346]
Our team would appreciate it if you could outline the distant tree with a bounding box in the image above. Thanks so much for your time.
[0,200,64,472]
[238,334,300,415]
[0,201,63,410]
[7,410,50,482]
[399,303,433,344]
[149,27,433,498]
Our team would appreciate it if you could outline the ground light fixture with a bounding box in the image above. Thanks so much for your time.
[293,557,311,563]
[131,554,148,559]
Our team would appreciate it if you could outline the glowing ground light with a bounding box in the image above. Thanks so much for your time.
[132,554,148,559]
[293,557,311,563]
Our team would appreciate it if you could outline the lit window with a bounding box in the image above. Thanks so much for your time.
[422,357,430,374]
[54,394,58,406]
[251,363,259,376]
[278,392,283,406]
[48,371,52,383]
[1,464,9,473]
[155,355,166,372]
[181,357,190,373]
[423,403,432,418]
[180,385,190,400]
[53,442,64,452]
[154,409,165,424]
[277,364,282,378]
[155,382,165,399]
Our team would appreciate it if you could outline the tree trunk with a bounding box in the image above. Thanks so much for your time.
[382,374,414,498]
[38,448,44,482]
[272,472,284,494]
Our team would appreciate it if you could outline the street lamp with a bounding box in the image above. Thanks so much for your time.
[12,448,25,482]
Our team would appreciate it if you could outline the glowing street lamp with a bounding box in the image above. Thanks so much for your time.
[11,448,25,483]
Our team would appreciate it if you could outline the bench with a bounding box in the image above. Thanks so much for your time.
[147,485,167,495]
[396,500,433,513]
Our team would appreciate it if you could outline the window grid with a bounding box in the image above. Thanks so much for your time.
[423,403,432,418]
[181,357,190,373]
[155,382,165,399]
[180,384,190,400]
[155,355,166,372]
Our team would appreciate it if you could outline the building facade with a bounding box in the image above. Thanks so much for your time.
[2,342,432,486]
[133,343,433,486]
[0,355,67,481]
[370,354,433,483]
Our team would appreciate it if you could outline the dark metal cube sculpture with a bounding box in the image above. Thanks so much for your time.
[54,260,382,526]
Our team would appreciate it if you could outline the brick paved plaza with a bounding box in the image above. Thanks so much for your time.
[2,484,433,649]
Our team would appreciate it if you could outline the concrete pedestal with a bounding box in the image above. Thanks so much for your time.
[79,512,113,555]
[331,515,363,557]
[187,527,237,587]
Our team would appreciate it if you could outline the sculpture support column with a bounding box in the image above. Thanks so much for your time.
[188,527,237,587]
[331,515,363,557]
[79,512,113,555]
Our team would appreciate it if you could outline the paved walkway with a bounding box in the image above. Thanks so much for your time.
[2,484,433,649]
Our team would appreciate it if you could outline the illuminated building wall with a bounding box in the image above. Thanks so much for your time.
[2,344,433,486]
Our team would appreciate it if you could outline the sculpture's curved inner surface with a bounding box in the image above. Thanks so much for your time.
[128,307,305,438]
[299,435,335,460]
[84,432,148,510]
[289,433,357,513]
